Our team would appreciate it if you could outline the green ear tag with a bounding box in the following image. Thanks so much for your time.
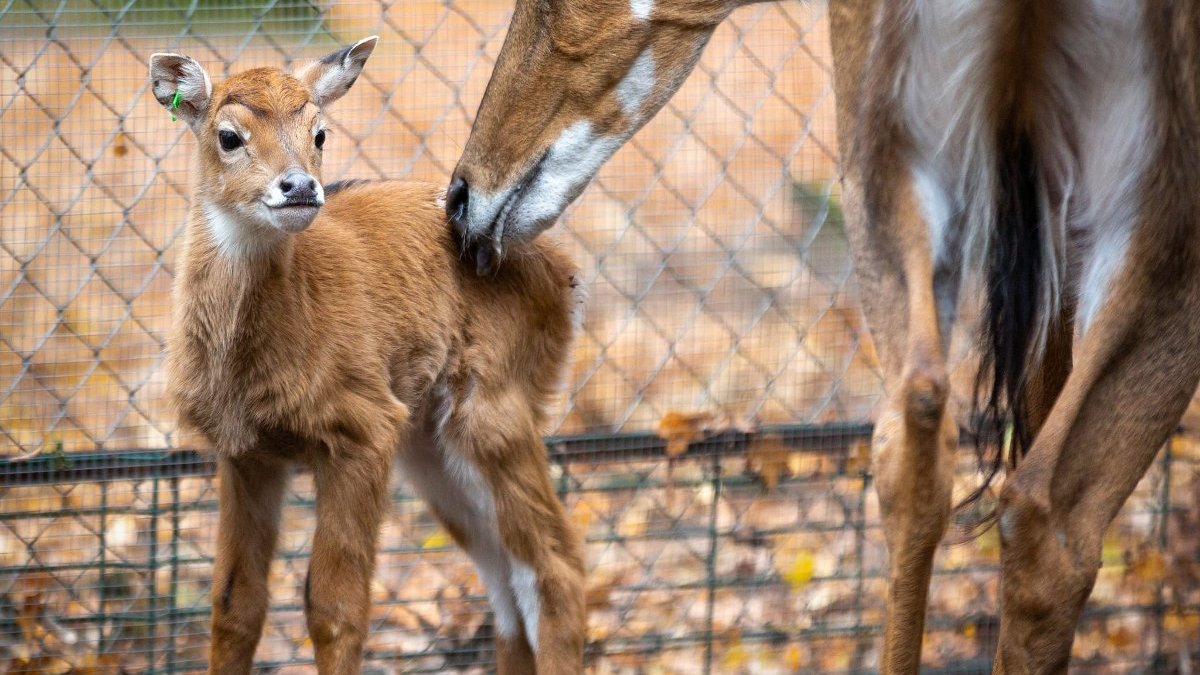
[169,90,183,122]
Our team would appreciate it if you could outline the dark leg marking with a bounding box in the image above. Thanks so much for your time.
[221,565,237,613]
[304,570,312,611]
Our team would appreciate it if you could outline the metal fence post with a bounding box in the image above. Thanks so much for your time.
[168,475,181,674]
[702,451,723,674]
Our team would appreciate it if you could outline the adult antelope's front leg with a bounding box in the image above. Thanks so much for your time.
[305,431,395,675]
[209,454,290,675]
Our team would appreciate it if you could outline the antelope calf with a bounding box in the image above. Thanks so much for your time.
[151,38,585,674]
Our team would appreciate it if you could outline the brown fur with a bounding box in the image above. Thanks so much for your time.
[455,1,1200,673]
[156,49,585,675]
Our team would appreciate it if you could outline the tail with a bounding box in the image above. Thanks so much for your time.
[961,128,1047,511]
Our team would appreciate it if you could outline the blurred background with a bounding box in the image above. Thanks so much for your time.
[0,1,1197,672]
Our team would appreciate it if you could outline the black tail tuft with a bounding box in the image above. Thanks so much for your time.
[962,129,1044,511]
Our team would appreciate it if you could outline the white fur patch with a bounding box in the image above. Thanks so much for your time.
[462,181,517,245]
[1072,0,1150,333]
[311,68,346,104]
[300,36,377,106]
[400,426,523,639]
[900,0,1156,354]
[911,164,952,266]
[998,510,1016,543]
[201,204,279,259]
[902,0,1000,272]
[180,58,212,100]
[149,53,212,114]
[441,451,522,638]
[630,0,653,21]
[505,121,622,240]
[616,49,655,118]
[510,559,540,651]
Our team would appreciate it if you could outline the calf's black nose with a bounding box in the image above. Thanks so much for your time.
[280,171,318,201]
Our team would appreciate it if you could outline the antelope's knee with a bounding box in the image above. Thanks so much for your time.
[211,601,268,649]
[305,600,364,647]
[902,365,948,431]
[304,576,368,647]
[997,477,1053,547]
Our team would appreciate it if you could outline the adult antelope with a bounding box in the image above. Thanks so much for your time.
[151,39,585,674]
[448,0,1200,672]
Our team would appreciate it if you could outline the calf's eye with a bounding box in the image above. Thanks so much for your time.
[218,130,242,151]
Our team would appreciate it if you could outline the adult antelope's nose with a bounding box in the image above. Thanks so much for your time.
[446,176,469,231]
[445,175,498,276]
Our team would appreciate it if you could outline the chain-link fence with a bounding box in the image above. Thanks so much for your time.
[1,1,1198,672]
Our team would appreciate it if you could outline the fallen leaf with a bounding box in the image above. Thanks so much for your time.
[655,410,724,457]
[1128,548,1166,583]
[721,629,747,671]
[747,435,792,491]
[783,551,816,590]
[785,643,803,670]
[1164,610,1200,633]
[845,439,871,474]
[1106,625,1136,650]
[722,643,749,670]
[422,529,450,549]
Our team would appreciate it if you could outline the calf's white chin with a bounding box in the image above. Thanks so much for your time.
[270,205,320,234]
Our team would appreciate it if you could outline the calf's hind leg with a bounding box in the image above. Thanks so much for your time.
[398,427,539,672]
[410,382,585,674]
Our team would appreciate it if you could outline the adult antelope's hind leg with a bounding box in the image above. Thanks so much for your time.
[828,0,959,667]
[994,266,1200,673]
[209,454,290,675]
[305,434,395,675]
[842,169,959,674]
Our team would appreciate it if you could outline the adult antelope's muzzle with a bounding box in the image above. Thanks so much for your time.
[446,175,502,276]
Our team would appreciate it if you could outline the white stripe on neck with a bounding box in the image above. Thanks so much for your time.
[202,204,281,259]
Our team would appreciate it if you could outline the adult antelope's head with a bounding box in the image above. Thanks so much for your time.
[448,0,736,274]
[149,37,377,255]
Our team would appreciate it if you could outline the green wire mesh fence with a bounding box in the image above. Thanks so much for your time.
[2,433,1199,673]
[1,1,1199,673]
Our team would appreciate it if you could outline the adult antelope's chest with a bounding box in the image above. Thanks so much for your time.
[897,0,1155,330]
